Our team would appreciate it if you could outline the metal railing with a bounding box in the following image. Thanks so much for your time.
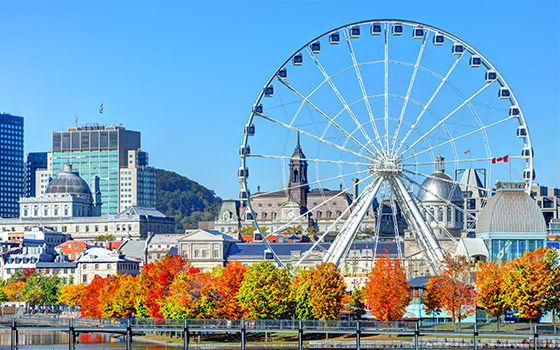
[1,317,560,350]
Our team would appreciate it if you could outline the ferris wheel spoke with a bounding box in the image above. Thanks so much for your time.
[394,55,464,155]
[278,78,378,158]
[306,48,384,154]
[399,172,477,221]
[343,29,384,155]
[399,83,492,158]
[402,155,523,168]
[248,154,372,167]
[254,112,374,163]
[401,168,492,199]
[391,34,428,155]
[401,115,516,162]
[249,167,372,200]
[371,181,388,266]
[290,173,378,271]
[384,23,390,153]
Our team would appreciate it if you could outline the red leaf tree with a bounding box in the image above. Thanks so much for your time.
[364,255,411,321]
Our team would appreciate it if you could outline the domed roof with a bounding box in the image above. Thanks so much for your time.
[45,164,92,196]
[475,187,546,234]
[417,172,463,203]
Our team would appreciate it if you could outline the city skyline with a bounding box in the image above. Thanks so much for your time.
[0,1,558,200]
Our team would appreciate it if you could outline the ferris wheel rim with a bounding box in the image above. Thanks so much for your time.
[239,19,534,270]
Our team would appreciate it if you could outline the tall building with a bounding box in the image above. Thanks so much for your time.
[24,152,48,197]
[0,114,24,218]
[36,125,156,216]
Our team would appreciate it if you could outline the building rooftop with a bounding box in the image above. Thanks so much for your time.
[45,164,91,196]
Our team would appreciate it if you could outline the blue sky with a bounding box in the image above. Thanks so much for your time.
[0,0,558,199]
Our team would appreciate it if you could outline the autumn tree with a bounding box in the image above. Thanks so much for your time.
[422,277,442,321]
[364,256,411,321]
[100,274,138,318]
[214,261,247,319]
[349,288,366,320]
[502,247,560,320]
[237,261,294,319]
[430,254,476,323]
[160,271,219,319]
[136,254,195,318]
[294,263,346,320]
[79,276,107,317]
[475,261,509,327]
[59,284,85,307]
[4,281,25,302]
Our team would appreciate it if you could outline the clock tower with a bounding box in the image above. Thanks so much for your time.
[288,133,309,207]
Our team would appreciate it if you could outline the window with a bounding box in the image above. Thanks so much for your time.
[466,199,476,210]
[194,250,199,258]
[95,264,99,270]
[107,264,111,269]
[202,250,207,258]
[214,250,219,258]
[83,275,87,283]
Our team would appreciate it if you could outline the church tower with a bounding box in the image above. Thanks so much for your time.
[288,133,309,207]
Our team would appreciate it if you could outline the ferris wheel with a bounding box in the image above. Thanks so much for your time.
[238,19,534,274]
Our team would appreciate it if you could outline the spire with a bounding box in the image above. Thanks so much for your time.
[297,132,300,148]
[292,132,306,159]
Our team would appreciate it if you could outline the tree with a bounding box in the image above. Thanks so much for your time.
[422,277,442,320]
[100,274,138,318]
[237,261,294,319]
[214,261,247,319]
[4,281,25,302]
[350,288,366,320]
[79,276,107,317]
[59,284,85,307]
[93,234,115,242]
[475,261,509,327]
[295,264,346,320]
[502,247,560,320]
[364,256,411,321]
[160,271,219,319]
[430,254,476,323]
[136,254,195,318]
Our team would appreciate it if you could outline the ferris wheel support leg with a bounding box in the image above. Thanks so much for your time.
[393,176,445,269]
[323,176,383,267]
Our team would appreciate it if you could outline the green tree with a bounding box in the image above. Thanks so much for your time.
[350,288,366,320]
[237,262,294,319]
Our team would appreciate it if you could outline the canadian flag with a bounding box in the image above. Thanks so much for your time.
[492,155,509,164]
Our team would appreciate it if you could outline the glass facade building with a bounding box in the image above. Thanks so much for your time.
[45,125,154,217]
[24,152,48,197]
[0,114,24,218]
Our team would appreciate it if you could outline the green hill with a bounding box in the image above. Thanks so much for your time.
[156,168,222,231]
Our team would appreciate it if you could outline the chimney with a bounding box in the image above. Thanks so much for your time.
[352,178,359,203]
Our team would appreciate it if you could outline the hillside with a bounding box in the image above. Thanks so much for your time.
[156,169,222,231]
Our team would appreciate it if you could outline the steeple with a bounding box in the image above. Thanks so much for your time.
[288,133,309,207]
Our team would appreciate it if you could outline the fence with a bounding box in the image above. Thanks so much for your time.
[1,317,559,350]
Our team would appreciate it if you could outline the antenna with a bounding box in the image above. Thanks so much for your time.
[74,116,78,128]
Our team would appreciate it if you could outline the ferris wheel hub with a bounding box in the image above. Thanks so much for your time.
[370,157,401,175]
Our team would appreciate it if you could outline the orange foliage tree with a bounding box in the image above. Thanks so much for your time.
[502,247,560,320]
[136,254,196,318]
[59,284,85,307]
[4,281,26,302]
[100,274,138,318]
[79,276,108,317]
[294,263,346,320]
[428,254,476,323]
[214,261,247,319]
[422,277,442,320]
[475,261,509,326]
[364,256,411,321]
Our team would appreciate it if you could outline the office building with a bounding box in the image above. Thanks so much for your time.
[24,152,48,198]
[36,125,156,216]
[0,114,24,218]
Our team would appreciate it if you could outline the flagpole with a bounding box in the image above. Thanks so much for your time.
[508,153,511,184]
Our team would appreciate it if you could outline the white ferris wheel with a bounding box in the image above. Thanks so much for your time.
[238,19,534,274]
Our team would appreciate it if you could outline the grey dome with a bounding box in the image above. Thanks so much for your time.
[45,164,92,196]
[417,172,463,202]
[475,189,546,234]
